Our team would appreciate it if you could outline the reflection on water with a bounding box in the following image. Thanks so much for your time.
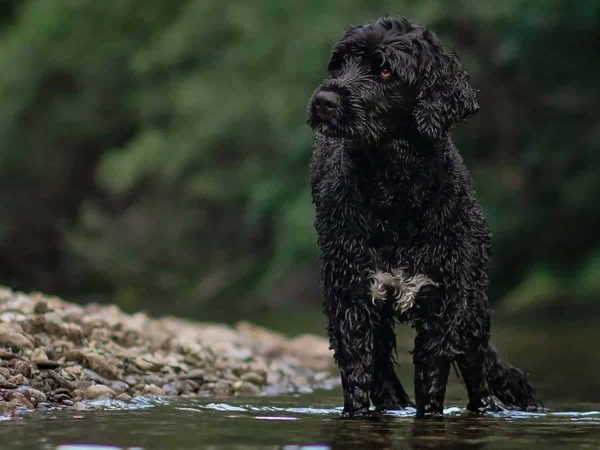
[1,321,600,450]
[2,394,599,450]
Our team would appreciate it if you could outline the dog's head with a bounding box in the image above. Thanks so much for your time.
[307,16,478,143]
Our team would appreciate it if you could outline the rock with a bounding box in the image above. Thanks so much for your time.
[62,350,84,363]
[71,389,83,399]
[83,354,120,380]
[233,381,261,396]
[63,365,82,377]
[110,380,129,393]
[134,355,164,372]
[0,349,19,360]
[142,384,164,396]
[40,311,82,341]
[210,381,233,397]
[41,312,65,336]
[31,348,48,362]
[48,370,77,390]
[181,368,205,382]
[0,286,337,415]
[161,383,178,395]
[0,401,17,414]
[75,380,92,391]
[33,302,49,315]
[83,384,116,400]
[161,379,196,395]
[14,360,33,377]
[6,392,34,409]
[0,324,33,351]
[35,360,61,370]
[17,386,47,404]
[7,374,27,386]
[116,393,131,401]
[72,401,89,411]
[240,371,266,386]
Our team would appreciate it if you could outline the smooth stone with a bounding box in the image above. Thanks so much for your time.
[240,371,266,385]
[17,386,47,403]
[31,348,48,362]
[84,353,120,380]
[83,384,116,400]
[35,360,61,370]
[233,380,261,396]
[0,324,33,350]
[142,384,164,396]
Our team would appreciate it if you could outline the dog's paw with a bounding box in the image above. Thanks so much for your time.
[415,410,444,419]
[374,400,415,412]
[416,403,445,418]
[467,395,507,414]
[341,407,372,419]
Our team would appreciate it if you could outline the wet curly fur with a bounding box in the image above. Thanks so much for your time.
[307,16,538,417]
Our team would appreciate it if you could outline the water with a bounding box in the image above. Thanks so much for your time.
[2,321,600,450]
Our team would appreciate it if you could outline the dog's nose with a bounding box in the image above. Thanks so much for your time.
[313,90,340,118]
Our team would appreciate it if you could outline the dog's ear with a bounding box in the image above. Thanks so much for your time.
[413,36,479,141]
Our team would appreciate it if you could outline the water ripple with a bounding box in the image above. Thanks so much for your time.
[189,402,600,423]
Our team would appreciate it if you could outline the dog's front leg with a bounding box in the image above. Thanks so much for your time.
[328,302,375,417]
[412,286,452,417]
[320,231,375,417]
[370,314,414,411]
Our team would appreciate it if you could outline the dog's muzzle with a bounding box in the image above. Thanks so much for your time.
[310,89,340,123]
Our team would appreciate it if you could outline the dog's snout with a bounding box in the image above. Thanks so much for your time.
[312,90,340,119]
[314,90,340,110]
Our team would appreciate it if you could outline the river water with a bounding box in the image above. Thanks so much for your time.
[1,320,599,450]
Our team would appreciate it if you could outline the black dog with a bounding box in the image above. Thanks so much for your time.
[307,16,538,418]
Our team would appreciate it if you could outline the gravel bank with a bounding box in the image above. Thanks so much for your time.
[0,287,337,416]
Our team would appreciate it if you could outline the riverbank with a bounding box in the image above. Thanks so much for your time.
[0,287,337,416]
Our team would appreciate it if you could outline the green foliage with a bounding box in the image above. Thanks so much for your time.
[0,0,598,317]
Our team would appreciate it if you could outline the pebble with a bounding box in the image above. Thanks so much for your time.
[36,360,61,370]
[72,401,89,411]
[240,371,266,385]
[0,286,336,415]
[142,384,164,396]
[210,381,233,397]
[14,360,32,377]
[17,386,47,403]
[7,374,27,385]
[83,384,116,400]
[84,353,120,380]
[81,368,110,385]
[161,383,178,395]
[116,393,132,401]
[6,392,34,409]
[134,355,163,371]
[0,401,17,414]
[233,380,261,396]
[62,350,84,363]
[0,324,33,350]
[110,380,129,394]
[33,302,48,315]
[31,348,48,362]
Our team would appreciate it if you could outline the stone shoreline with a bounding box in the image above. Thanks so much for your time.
[0,287,337,416]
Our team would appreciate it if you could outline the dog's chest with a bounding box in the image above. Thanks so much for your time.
[346,154,442,270]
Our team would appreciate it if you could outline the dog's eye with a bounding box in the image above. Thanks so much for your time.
[380,68,393,79]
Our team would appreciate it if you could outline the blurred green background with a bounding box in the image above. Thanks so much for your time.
[0,0,598,325]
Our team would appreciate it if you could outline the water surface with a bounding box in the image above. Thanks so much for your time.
[2,320,599,450]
